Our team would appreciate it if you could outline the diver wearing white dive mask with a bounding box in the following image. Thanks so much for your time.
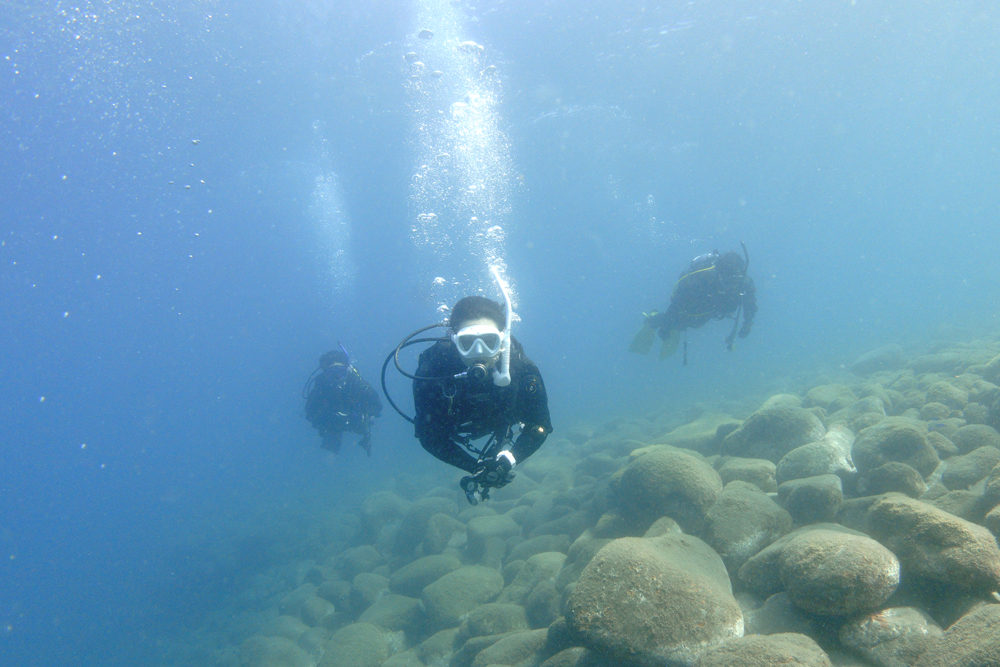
[451,320,506,381]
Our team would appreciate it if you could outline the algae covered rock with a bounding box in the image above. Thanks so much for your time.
[389,554,462,598]
[241,635,315,667]
[695,632,832,667]
[615,447,723,533]
[950,423,1000,454]
[776,426,856,485]
[457,602,528,639]
[941,446,1000,490]
[806,384,858,413]
[852,417,940,479]
[839,607,943,667]
[912,604,1000,667]
[776,474,843,525]
[319,622,403,667]
[357,594,426,634]
[422,565,504,630]
[778,529,900,616]
[863,462,927,498]
[866,493,1000,594]
[566,533,743,666]
[700,480,792,574]
[717,457,778,492]
[852,344,906,376]
[660,413,742,453]
[720,405,826,463]
[471,628,548,667]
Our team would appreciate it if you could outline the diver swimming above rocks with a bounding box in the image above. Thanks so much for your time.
[631,241,757,364]
[381,267,552,505]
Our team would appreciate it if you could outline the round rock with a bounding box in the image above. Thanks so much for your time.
[616,447,723,533]
[696,632,832,667]
[779,529,900,616]
[720,405,826,463]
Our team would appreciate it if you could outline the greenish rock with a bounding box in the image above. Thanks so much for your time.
[422,513,466,555]
[316,580,350,609]
[925,381,969,409]
[743,592,821,637]
[717,457,778,493]
[981,352,1000,383]
[864,462,927,498]
[950,424,1000,454]
[471,628,548,667]
[963,402,990,424]
[318,622,404,667]
[777,474,843,525]
[566,534,743,666]
[615,447,723,533]
[389,554,462,598]
[659,413,741,453]
[393,497,459,555]
[458,603,528,639]
[806,384,858,413]
[337,545,387,580]
[300,596,335,626]
[241,636,315,667]
[866,494,1000,593]
[920,402,952,420]
[737,523,867,599]
[555,530,612,591]
[451,633,512,667]
[380,648,424,667]
[984,462,1000,507]
[761,394,803,409]
[700,481,792,574]
[525,578,561,628]
[279,584,318,617]
[776,426,856,485]
[720,405,826,463]
[696,633,832,667]
[497,552,566,605]
[839,606,942,667]
[913,604,1000,667]
[467,514,521,561]
[852,417,940,479]
[358,594,426,634]
[361,491,411,527]
[539,647,587,667]
[351,572,389,616]
[507,534,571,564]
[852,345,906,376]
[828,397,886,427]
[985,505,1000,538]
[779,530,899,616]
[416,627,460,665]
[928,430,960,459]
[942,446,1000,490]
[642,516,681,539]
[258,615,310,641]
[422,566,505,630]
[929,490,985,523]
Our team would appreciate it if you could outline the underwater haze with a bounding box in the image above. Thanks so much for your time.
[2,0,999,665]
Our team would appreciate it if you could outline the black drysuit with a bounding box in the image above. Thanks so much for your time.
[412,337,552,473]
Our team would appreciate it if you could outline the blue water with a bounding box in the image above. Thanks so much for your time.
[2,1,999,664]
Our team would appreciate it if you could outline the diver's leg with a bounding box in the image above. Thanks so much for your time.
[321,430,343,453]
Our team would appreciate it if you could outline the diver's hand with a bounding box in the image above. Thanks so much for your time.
[473,451,516,488]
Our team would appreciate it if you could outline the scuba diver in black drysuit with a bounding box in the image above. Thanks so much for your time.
[631,242,757,363]
[304,345,383,456]
[381,268,552,505]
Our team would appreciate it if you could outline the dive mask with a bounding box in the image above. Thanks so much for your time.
[328,362,350,385]
[452,324,504,365]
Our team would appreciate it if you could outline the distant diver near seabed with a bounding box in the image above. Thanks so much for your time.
[630,241,757,365]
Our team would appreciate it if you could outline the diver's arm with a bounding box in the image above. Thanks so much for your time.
[508,351,552,464]
[358,378,383,417]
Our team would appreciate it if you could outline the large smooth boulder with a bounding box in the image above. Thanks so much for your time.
[717,457,777,493]
[457,603,528,639]
[700,481,792,574]
[471,628,548,667]
[615,448,723,533]
[806,385,858,413]
[738,524,868,599]
[942,446,1000,490]
[863,462,927,498]
[828,397,887,431]
[776,426,856,485]
[852,418,940,479]
[566,534,743,667]
[422,566,504,630]
[866,494,1000,594]
[389,554,462,598]
[357,594,426,635]
[852,345,906,375]
[241,636,315,667]
[720,405,826,463]
[926,381,969,410]
[950,424,1000,455]
[913,604,1000,667]
[777,475,843,525]
[779,529,900,616]
[497,552,566,606]
[839,607,943,667]
[695,633,832,667]
[660,413,741,453]
[318,622,403,667]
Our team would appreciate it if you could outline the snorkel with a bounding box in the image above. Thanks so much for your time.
[489,265,512,387]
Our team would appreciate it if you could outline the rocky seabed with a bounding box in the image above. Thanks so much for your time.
[207,340,1000,667]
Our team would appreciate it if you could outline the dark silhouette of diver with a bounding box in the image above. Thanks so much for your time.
[304,345,382,456]
[631,243,756,363]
